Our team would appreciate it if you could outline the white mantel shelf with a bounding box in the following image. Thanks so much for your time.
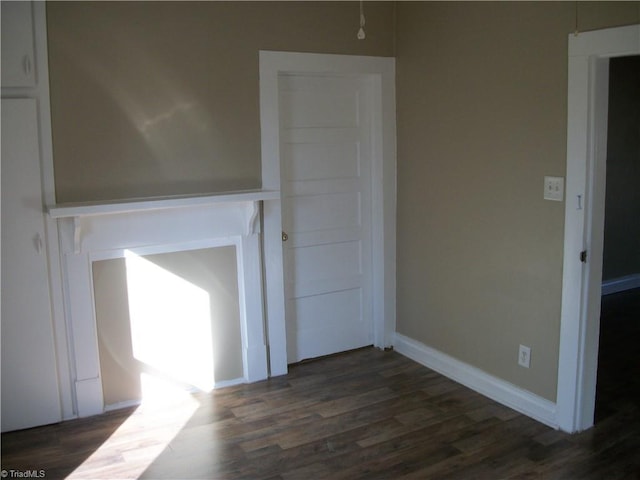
[48,189,280,219]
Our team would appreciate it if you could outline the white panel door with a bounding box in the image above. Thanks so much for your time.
[279,74,373,363]
[1,99,61,432]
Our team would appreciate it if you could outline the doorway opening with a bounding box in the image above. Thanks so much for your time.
[594,54,640,424]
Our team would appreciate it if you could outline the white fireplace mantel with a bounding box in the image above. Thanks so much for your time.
[49,189,279,219]
[50,189,280,417]
[49,190,279,252]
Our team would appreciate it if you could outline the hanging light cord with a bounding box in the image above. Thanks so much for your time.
[358,1,366,40]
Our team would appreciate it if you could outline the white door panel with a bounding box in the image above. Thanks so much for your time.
[291,242,361,283]
[292,289,363,332]
[282,92,357,128]
[284,192,361,233]
[1,99,62,431]
[283,141,359,181]
[286,288,367,361]
[291,227,362,249]
[286,179,363,197]
[279,76,361,128]
[291,278,365,301]
[288,242,363,299]
[280,73,373,363]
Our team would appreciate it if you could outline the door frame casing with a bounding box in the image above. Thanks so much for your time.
[259,51,397,376]
[557,24,640,433]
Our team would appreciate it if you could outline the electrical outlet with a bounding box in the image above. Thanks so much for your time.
[518,344,531,368]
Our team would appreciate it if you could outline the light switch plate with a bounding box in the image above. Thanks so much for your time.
[544,176,564,201]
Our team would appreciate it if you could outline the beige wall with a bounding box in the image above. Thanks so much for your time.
[46,1,395,203]
[396,2,639,401]
[603,55,640,281]
[94,247,242,407]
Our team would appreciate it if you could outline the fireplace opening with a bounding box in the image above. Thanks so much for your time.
[93,246,243,408]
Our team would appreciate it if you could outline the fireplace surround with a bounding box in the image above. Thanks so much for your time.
[49,189,278,417]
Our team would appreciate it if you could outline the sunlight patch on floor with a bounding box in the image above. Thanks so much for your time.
[67,393,199,479]
[68,251,220,478]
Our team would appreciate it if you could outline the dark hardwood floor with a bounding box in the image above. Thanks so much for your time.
[2,290,639,479]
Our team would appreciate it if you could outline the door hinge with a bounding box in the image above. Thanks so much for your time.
[580,250,587,263]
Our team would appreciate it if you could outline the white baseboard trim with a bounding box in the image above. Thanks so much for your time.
[602,273,640,296]
[104,398,141,412]
[215,377,246,389]
[394,333,558,429]
[103,378,245,413]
